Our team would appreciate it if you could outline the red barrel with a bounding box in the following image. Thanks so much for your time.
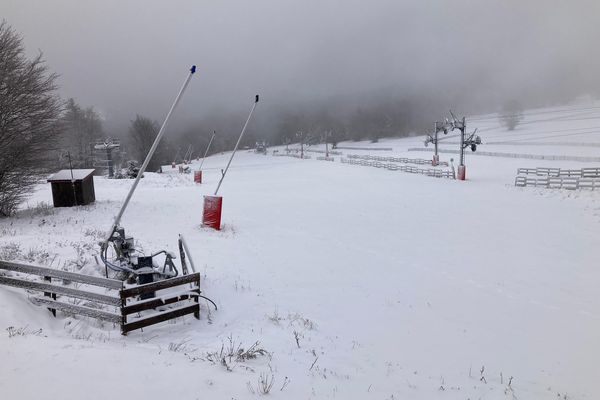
[194,170,202,183]
[203,195,223,230]
[432,154,439,166]
[457,165,466,180]
[171,162,176,169]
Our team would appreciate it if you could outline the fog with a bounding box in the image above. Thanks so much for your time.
[2,0,600,139]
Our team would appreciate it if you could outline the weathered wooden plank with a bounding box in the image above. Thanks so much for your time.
[0,276,121,306]
[0,260,123,290]
[31,297,121,324]
[44,276,57,317]
[122,291,199,316]
[120,273,200,299]
[121,304,199,334]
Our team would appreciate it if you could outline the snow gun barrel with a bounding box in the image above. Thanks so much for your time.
[213,94,259,196]
[103,65,196,247]
[199,130,216,170]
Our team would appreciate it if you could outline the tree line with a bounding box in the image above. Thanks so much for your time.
[0,21,172,215]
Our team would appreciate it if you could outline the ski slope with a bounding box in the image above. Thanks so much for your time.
[1,101,599,400]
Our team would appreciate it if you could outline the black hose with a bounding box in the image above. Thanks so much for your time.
[100,244,135,274]
[198,295,218,311]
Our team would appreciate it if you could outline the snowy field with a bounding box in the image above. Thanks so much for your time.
[1,102,599,400]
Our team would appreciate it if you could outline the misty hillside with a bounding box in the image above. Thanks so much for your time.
[1,100,599,399]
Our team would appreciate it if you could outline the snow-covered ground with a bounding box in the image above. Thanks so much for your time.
[1,101,599,400]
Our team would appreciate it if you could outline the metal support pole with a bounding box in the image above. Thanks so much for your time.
[457,116,467,180]
[103,65,196,245]
[324,130,331,158]
[67,152,78,206]
[179,234,196,274]
[106,148,114,178]
[459,117,466,166]
[214,95,260,196]
[199,131,216,170]
[434,122,439,159]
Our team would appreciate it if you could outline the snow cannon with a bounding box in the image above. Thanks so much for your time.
[194,170,202,183]
[203,95,260,230]
[99,65,199,289]
[101,227,180,285]
[202,195,223,230]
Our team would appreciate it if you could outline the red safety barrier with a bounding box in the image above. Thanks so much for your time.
[194,170,202,183]
[457,165,466,180]
[203,195,222,230]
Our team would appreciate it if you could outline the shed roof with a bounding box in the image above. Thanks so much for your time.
[47,169,95,182]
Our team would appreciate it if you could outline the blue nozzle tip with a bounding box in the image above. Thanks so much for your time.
[190,65,196,74]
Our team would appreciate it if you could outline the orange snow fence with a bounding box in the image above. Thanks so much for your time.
[203,195,222,230]
[194,170,202,183]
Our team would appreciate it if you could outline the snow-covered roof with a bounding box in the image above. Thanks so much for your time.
[47,169,95,181]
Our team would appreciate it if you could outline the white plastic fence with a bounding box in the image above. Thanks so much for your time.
[516,167,600,178]
[273,153,312,159]
[410,148,600,162]
[347,154,448,166]
[335,146,393,151]
[306,149,343,155]
[514,175,600,190]
[341,158,453,178]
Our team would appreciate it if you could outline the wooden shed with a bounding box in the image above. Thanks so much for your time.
[47,169,96,207]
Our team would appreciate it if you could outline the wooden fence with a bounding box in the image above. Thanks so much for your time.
[341,158,454,178]
[0,260,201,335]
[347,154,449,166]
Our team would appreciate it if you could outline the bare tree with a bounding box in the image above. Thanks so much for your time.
[0,21,63,216]
[128,115,169,171]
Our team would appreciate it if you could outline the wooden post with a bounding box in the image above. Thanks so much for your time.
[43,276,56,317]
[120,292,127,336]
[194,275,200,320]
[178,237,189,275]
[119,280,126,335]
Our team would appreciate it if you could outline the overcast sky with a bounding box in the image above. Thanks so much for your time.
[2,0,599,134]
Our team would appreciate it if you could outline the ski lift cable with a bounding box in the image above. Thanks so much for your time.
[488,129,600,144]
[467,105,600,122]
[477,125,600,141]
[469,115,600,139]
